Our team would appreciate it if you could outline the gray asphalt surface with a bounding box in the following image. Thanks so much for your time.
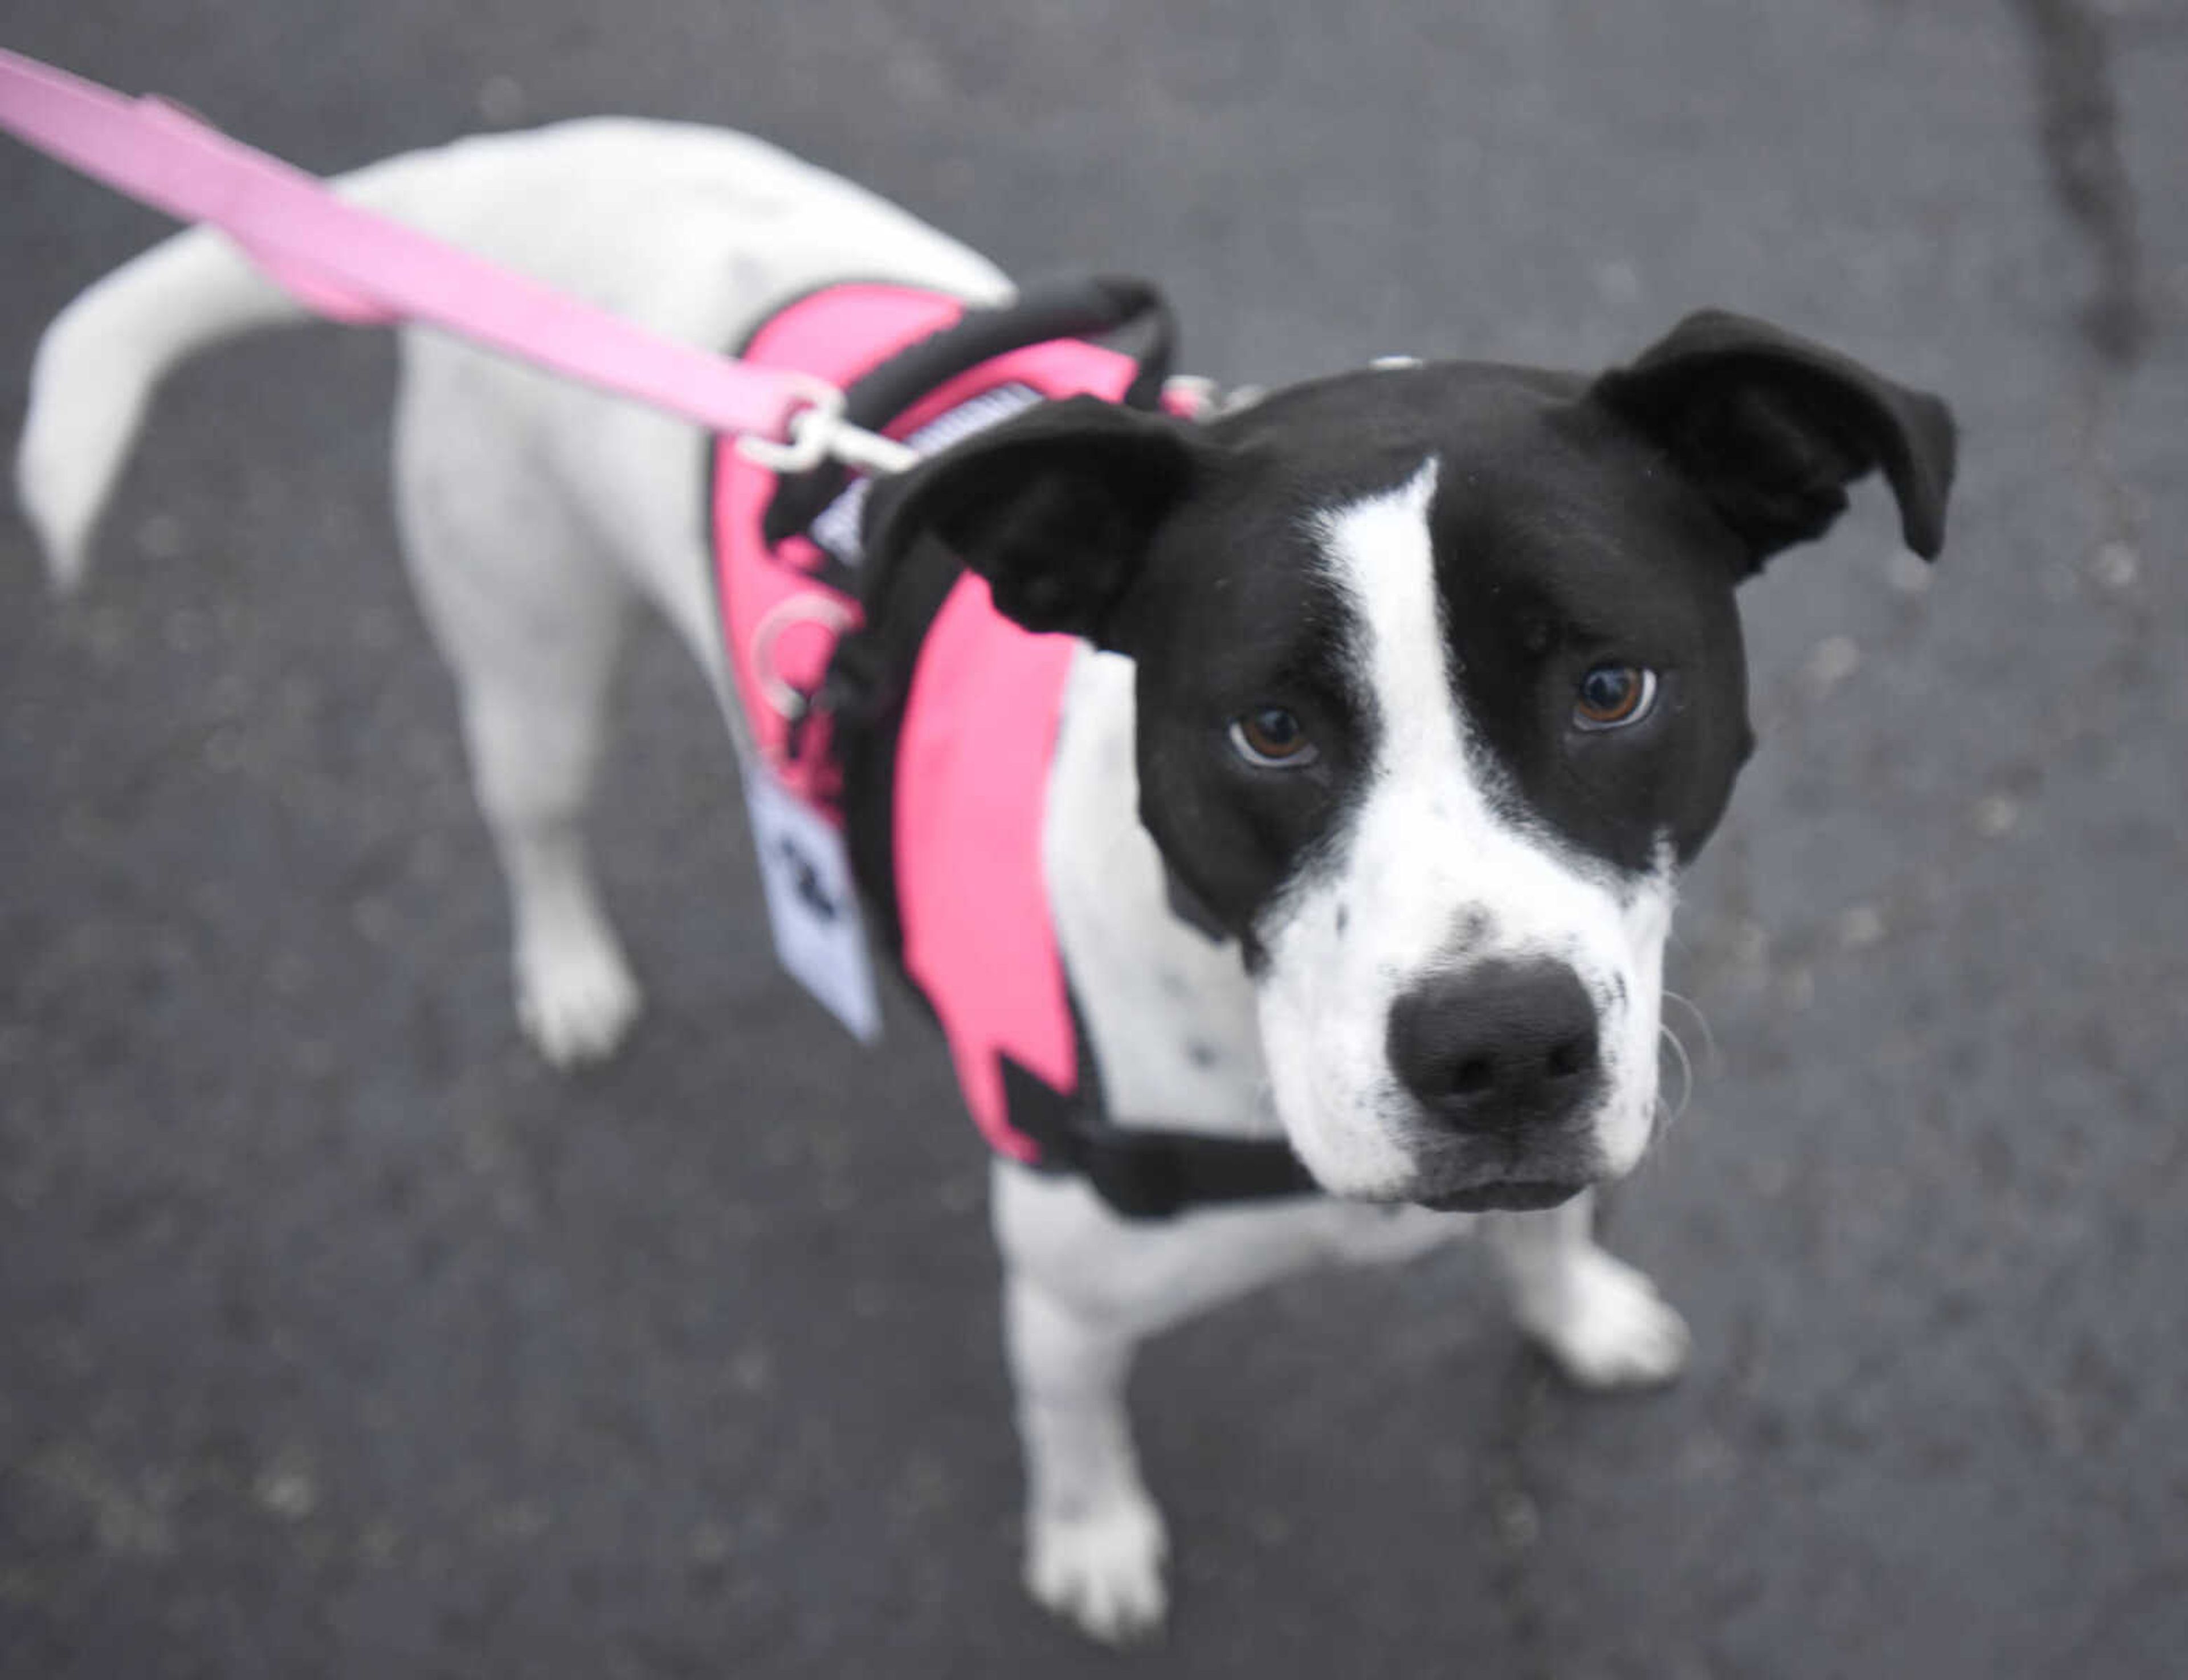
[4,2,2185,1674]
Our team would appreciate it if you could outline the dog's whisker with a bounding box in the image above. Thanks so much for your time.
[1657,1020,1695,1128]
[1660,988,1718,1066]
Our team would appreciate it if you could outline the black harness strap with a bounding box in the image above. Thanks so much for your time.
[762,274,1174,549]
[1000,1057,1319,1221]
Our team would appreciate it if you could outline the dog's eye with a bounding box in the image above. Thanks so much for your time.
[1573,666,1658,731]
[1230,707,1317,768]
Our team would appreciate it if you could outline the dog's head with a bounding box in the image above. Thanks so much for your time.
[874,311,1955,1210]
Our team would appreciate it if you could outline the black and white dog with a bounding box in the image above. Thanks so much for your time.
[15,119,1954,1641]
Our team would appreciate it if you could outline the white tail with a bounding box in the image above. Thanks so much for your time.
[11,133,501,593]
[15,225,312,593]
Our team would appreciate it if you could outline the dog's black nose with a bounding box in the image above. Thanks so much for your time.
[1386,959,1601,1133]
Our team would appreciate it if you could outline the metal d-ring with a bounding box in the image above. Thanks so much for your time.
[751,592,859,723]
[734,374,848,475]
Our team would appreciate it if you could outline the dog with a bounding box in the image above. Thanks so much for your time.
[14,116,1955,1641]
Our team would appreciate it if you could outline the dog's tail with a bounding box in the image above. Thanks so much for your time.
[14,144,469,594]
[16,222,319,593]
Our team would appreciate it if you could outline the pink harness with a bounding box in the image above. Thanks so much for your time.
[714,283,1158,1163]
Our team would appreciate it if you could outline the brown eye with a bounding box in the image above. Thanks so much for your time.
[1574,666,1658,731]
[1230,706,1318,768]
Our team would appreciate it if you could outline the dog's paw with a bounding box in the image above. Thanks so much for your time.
[1025,1494,1170,1645]
[515,935,643,1068]
[1519,1249,1691,1391]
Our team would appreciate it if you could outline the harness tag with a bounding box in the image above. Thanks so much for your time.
[742,766,881,1044]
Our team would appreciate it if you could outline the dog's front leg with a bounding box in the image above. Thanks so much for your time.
[1003,1270,1170,1644]
[993,1160,1358,1641]
[1485,1190,1691,1389]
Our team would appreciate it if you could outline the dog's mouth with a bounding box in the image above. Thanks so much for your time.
[1415,1178,1590,1214]
[1399,1127,1605,1213]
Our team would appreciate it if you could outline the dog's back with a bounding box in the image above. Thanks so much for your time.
[15,117,1007,619]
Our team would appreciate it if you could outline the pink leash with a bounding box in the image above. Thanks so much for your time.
[0,47,912,469]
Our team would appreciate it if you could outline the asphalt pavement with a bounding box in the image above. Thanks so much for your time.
[3,1,2185,1674]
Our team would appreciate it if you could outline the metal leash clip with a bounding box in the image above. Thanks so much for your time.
[736,373,919,478]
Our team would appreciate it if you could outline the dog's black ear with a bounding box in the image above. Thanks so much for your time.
[864,395,1203,644]
[1592,310,1957,573]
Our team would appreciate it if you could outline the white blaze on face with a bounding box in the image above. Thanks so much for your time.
[1252,460,1673,1197]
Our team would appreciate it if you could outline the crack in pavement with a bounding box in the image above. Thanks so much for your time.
[2009,0,2157,751]
[1481,1357,1559,1680]
[2010,0,2153,365]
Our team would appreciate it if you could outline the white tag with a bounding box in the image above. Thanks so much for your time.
[742,768,882,1044]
